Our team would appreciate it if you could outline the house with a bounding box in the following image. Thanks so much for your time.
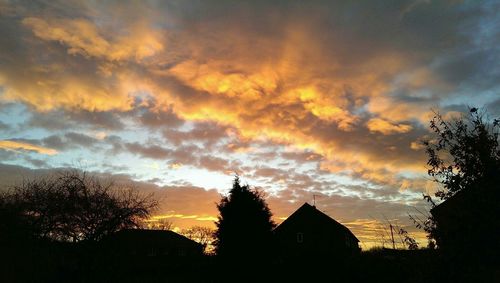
[274,202,360,258]
[102,229,203,257]
[430,184,499,256]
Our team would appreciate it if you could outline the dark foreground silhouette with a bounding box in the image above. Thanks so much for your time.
[1,174,499,282]
[2,196,498,283]
[1,241,498,283]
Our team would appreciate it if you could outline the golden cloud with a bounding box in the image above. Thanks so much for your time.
[0,140,58,155]
[366,118,413,135]
[22,17,164,62]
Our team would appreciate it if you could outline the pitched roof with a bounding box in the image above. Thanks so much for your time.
[275,202,359,242]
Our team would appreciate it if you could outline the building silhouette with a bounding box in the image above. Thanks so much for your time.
[102,229,203,258]
[274,203,360,258]
[431,184,499,260]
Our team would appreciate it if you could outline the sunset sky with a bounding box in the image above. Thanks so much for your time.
[1,0,499,249]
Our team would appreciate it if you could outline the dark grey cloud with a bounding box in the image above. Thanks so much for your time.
[27,109,124,131]
[0,120,9,131]
[41,135,67,150]
[64,132,99,147]
[39,132,100,151]
[0,149,17,162]
[125,142,172,159]
[486,98,500,117]
[280,150,324,164]
[163,122,229,147]
[23,156,50,168]
[136,105,184,129]
[198,155,229,172]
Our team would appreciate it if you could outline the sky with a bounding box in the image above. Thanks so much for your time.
[1,0,499,249]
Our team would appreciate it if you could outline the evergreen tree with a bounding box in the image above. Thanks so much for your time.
[214,176,275,259]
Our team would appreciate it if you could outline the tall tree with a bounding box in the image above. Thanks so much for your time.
[214,176,275,259]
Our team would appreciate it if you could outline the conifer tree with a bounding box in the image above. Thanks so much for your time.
[214,176,275,259]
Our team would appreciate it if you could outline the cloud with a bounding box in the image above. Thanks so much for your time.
[22,16,164,62]
[137,106,184,129]
[27,110,125,131]
[64,132,99,147]
[0,120,9,131]
[366,118,413,135]
[42,135,68,150]
[0,140,57,155]
[198,155,230,173]
[1,2,496,180]
[163,122,229,147]
[125,142,172,160]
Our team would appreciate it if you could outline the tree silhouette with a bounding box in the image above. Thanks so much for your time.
[0,170,158,243]
[424,108,499,200]
[214,176,275,259]
[181,226,215,254]
[142,218,174,231]
[419,108,499,251]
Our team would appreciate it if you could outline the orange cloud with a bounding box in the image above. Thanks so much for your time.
[22,17,164,62]
[366,118,413,135]
[0,140,58,155]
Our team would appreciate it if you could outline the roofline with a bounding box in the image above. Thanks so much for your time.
[275,202,359,242]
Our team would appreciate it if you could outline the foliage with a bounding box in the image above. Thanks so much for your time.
[376,219,420,250]
[408,211,437,249]
[424,108,500,200]
[398,228,419,250]
[417,107,500,247]
[214,176,276,258]
[0,170,158,243]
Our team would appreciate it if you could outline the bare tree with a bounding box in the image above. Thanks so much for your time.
[181,226,215,254]
[142,218,174,231]
[1,170,158,242]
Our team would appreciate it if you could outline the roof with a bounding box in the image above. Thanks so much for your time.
[274,202,359,242]
[109,229,202,247]
[431,183,499,222]
[430,191,464,217]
